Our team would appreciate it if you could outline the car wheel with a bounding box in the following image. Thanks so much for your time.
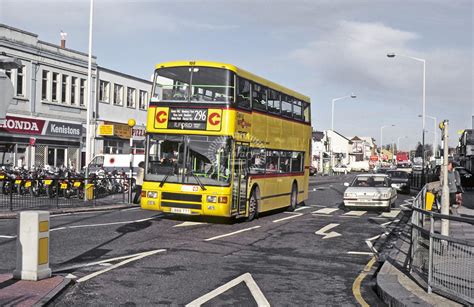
[287,184,297,212]
[246,189,258,222]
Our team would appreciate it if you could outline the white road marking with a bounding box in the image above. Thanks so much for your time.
[77,249,166,283]
[272,213,303,223]
[65,273,77,279]
[0,235,16,239]
[204,226,261,242]
[50,215,161,232]
[186,272,270,307]
[378,210,401,218]
[347,251,375,256]
[344,210,366,216]
[311,208,338,215]
[380,219,400,227]
[173,221,206,227]
[365,232,389,254]
[309,205,326,208]
[121,207,140,212]
[283,211,303,215]
[315,223,341,239]
[294,206,308,211]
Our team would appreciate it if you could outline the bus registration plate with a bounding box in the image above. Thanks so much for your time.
[171,208,191,215]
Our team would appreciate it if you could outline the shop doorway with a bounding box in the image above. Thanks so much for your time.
[47,147,66,168]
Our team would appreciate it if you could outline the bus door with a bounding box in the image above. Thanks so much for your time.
[232,143,249,215]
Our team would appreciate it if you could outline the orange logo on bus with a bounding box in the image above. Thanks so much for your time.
[208,112,221,126]
[156,111,167,123]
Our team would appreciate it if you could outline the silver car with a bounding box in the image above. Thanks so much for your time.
[343,174,397,212]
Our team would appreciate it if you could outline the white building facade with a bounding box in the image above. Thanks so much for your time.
[0,24,151,170]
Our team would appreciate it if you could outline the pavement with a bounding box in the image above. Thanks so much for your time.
[0,204,137,219]
[376,189,474,307]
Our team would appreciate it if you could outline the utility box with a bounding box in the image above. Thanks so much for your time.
[13,211,51,281]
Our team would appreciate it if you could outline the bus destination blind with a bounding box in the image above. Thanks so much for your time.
[168,108,208,130]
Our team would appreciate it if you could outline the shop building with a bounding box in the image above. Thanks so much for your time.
[0,24,151,170]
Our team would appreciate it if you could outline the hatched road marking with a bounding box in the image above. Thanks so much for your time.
[343,211,367,216]
[379,209,401,218]
[311,208,339,215]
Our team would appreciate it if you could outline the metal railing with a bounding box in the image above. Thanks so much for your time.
[410,186,474,305]
[410,172,439,190]
[0,177,133,212]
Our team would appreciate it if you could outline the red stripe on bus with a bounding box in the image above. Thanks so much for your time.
[249,172,305,179]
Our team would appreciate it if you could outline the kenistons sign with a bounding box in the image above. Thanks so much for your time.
[0,115,82,138]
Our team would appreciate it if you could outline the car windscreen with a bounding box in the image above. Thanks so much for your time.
[352,176,389,187]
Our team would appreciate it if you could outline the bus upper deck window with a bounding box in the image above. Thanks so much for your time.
[237,77,251,109]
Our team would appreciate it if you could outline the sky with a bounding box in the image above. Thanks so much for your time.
[1,0,473,149]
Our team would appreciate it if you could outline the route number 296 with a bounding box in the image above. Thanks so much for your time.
[194,110,207,121]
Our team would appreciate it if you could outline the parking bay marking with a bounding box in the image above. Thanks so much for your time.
[50,215,161,232]
[378,209,401,218]
[343,211,366,217]
[173,221,206,227]
[272,213,303,223]
[315,223,341,239]
[186,272,270,307]
[204,226,261,242]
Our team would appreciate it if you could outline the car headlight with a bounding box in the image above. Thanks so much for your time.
[345,193,356,198]
[147,191,158,199]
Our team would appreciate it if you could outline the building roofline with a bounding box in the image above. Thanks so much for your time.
[38,40,97,59]
[0,24,38,38]
[98,66,152,84]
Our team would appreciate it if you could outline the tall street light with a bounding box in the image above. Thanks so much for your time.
[419,114,437,158]
[380,124,395,162]
[387,52,426,184]
[331,93,356,131]
[86,0,94,171]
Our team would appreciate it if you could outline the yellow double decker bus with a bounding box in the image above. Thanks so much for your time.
[140,61,312,221]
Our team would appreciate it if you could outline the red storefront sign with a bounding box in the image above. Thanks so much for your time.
[370,155,379,162]
[0,116,46,135]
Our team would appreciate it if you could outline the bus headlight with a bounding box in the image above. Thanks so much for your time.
[206,196,217,203]
[147,191,158,199]
[218,196,228,204]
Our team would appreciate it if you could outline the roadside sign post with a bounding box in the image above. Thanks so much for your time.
[440,120,449,236]
[128,119,136,204]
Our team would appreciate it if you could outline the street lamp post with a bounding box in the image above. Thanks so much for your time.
[387,52,426,184]
[128,119,136,204]
[380,124,395,163]
[419,114,437,158]
[330,94,356,174]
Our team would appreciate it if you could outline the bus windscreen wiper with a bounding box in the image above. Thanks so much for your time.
[159,169,175,188]
[186,170,207,191]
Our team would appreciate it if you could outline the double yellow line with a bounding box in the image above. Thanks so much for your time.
[352,256,377,306]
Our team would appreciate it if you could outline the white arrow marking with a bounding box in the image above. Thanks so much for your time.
[186,273,270,307]
[315,223,341,239]
[173,221,206,227]
[77,249,166,283]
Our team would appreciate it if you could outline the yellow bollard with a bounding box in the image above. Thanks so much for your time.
[426,192,435,211]
[85,183,94,200]
[13,211,51,281]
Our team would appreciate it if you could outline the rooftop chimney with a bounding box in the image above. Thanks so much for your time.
[60,31,67,48]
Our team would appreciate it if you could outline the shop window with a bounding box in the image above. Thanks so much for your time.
[268,89,281,115]
[61,74,68,103]
[79,79,86,106]
[41,70,49,101]
[114,84,123,106]
[252,83,267,111]
[16,65,25,97]
[71,77,77,105]
[52,72,59,102]
[236,77,251,109]
[249,148,265,174]
[104,139,124,154]
[127,87,136,108]
[99,80,110,103]
[139,90,148,110]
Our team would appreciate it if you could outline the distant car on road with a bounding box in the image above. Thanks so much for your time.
[343,174,397,212]
[333,164,351,174]
[386,170,410,194]
[349,160,370,172]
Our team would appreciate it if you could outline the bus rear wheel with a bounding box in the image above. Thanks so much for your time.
[246,190,258,222]
[288,184,297,212]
